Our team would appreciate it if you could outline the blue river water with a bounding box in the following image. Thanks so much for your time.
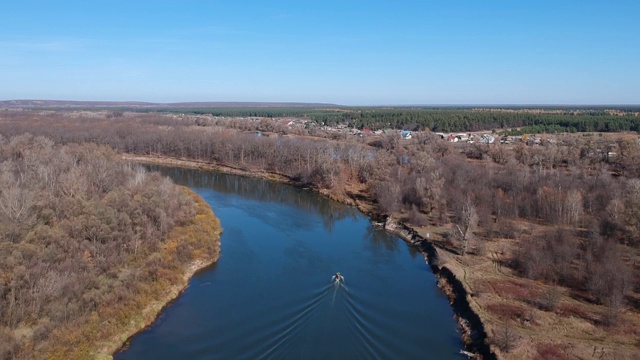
[114,167,464,359]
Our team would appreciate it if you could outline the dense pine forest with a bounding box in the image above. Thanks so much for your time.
[0,108,638,359]
[168,106,640,133]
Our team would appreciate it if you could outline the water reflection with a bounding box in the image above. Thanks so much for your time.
[148,165,359,234]
[364,226,399,252]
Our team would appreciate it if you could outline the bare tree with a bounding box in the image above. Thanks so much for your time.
[0,185,35,224]
[451,198,478,256]
[564,189,583,226]
[376,181,402,214]
[492,326,519,353]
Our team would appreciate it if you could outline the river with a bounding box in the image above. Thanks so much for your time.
[115,167,464,359]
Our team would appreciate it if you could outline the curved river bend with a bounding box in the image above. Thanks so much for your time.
[115,167,464,360]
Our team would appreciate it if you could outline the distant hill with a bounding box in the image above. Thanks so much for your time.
[0,99,339,109]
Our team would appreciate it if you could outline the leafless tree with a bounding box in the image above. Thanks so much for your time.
[492,326,519,353]
[564,189,583,226]
[0,185,35,224]
[451,198,478,256]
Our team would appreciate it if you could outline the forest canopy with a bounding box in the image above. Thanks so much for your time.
[0,134,219,359]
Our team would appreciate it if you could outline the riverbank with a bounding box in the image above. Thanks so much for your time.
[122,154,297,185]
[101,188,222,358]
[382,220,495,359]
[41,187,222,360]
[123,153,494,359]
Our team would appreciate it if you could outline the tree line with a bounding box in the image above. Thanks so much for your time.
[158,106,640,133]
[314,109,640,133]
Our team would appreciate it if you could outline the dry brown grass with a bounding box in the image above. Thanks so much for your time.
[424,221,640,360]
[486,302,529,322]
[487,280,543,303]
[534,343,573,360]
[554,303,598,323]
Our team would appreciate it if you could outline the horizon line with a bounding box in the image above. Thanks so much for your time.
[2,99,640,108]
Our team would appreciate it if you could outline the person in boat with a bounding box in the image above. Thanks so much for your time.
[332,272,344,284]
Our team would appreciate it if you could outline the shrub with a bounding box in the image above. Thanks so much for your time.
[486,302,528,322]
[491,326,519,353]
[535,343,572,360]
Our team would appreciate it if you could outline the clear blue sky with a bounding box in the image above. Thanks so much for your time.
[1,1,639,105]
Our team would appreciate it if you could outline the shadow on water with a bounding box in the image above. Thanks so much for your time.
[364,226,399,252]
[362,222,422,263]
[148,165,359,234]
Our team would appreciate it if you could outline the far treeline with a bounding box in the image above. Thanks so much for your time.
[171,107,640,133]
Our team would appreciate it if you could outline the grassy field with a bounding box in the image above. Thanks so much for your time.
[411,220,640,360]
